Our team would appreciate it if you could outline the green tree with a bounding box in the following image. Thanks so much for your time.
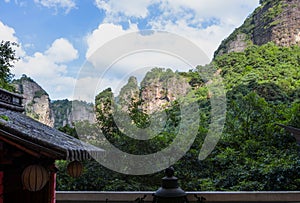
[0,41,18,91]
[207,92,300,191]
[58,124,79,139]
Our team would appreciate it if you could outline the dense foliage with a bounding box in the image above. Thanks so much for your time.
[0,41,18,91]
[56,42,300,191]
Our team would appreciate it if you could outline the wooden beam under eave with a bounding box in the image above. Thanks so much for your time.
[40,150,62,160]
[0,135,64,161]
[0,129,66,160]
[0,135,41,158]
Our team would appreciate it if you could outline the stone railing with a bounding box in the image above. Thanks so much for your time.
[56,191,300,203]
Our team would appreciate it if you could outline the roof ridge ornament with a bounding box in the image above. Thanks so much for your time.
[0,88,24,112]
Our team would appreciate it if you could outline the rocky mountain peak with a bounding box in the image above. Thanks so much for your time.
[118,76,140,112]
[13,75,54,127]
[214,0,300,57]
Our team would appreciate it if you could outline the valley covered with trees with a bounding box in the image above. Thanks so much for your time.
[56,42,300,191]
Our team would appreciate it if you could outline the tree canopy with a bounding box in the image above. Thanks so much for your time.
[0,41,18,91]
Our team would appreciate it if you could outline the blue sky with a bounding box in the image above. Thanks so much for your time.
[0,0,259,102]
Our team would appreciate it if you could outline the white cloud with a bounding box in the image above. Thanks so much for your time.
[95,0,156,19]
[13,38,78,100]
[46,38,78,63]
[0,21,18,42]
[158,0,258,22]
[149,18,234,59]
[86,23,138,59]
[34,0,76,13]
[79,23,139,100]
[0,21,25,57]
[73,76,123,102]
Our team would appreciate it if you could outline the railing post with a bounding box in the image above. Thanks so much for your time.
[153,167,188,203]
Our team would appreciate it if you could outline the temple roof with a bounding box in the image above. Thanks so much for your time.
[277,124,300,144]
[0,88,102,161]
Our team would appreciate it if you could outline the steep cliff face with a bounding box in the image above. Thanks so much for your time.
[215,0,300,56]
[13,75,54,127]
[253,0,300,46]
[51,99,96,128]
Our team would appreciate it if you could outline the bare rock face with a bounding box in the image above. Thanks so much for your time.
[214,0,300,57]
[271,0,300,46]
[14,75,54,127]
[253,0,300,47]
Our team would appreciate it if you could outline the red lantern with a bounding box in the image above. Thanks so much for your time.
[67,161,83,178]
[22,165,49,192]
